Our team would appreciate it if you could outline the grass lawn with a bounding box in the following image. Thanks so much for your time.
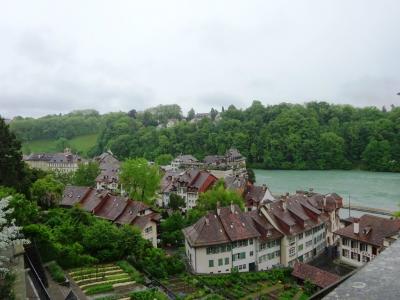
[22,133,98,156]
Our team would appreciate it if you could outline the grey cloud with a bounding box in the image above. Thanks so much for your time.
[0,1,400,118]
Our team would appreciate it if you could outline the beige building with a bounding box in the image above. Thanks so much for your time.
[183,191,343,273]
[61,186,160,247]
[24,148,84,173]
[335,214,400,267]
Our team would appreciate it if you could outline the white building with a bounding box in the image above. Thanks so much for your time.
[183,204,283,274]
[183,191,343,273]
[335,214,400,267]
[24,148,85,173]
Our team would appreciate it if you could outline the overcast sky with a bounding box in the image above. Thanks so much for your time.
[1,1,400,118]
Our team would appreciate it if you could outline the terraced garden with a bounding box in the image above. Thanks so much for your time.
[68,261,145,299]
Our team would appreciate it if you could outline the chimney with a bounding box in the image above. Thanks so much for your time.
[282,196,287,211]
[262,184,267,191]
[354,221,359,234]
[205,217,209,225]
[216,201,221,216]
[230,201,235,213]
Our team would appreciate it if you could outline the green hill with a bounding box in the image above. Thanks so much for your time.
[22,133,98,157]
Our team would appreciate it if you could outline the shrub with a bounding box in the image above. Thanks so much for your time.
[85,284,113,295]
[47,261,65,283]
[130,289,168,300]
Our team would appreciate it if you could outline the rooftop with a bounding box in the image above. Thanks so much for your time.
[334,214,400,247]
[292,262,341,288]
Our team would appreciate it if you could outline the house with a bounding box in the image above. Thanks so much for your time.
[61,186,160,247]
[171,155,203,170]
[259,196,327,267]
[24,148,85,173]
[224,174,248,195]
[182,203,283,274]
[94,151,122,193]
[291,262,340,289]
[334,214,400,267]
[160,169,217,210]
[244,184,275,211]
[203,148,246,171]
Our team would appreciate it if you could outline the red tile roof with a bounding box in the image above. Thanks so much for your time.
[61,186,159,229]
[183,204,280,247]
[292,262,340,288]
[334,214,400,247]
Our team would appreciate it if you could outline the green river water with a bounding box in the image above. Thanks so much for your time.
[254,170,400,212]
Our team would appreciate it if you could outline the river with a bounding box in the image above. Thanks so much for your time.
[254,170,400,216]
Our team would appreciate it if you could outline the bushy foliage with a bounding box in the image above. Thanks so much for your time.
[120,158,161,203]
[23,207,144,269]
[72,162,100,186]
[47,261,65,283]
[10,110,102,141]
[90,102,400,172]
[130,288,168,300]
[30,175,64,209]
[160,212,185,246]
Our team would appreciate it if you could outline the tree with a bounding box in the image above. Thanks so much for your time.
[0,196,29,275]
[246,168,256,184]
[0,117,26,192]
[72,162,100,186]
[187,108,195,121]
[362,139,392,171]
[55,137,69,152]
[319,132,349,169]
[155,154,173,166]
[120,158,161,203]
[196,180,245,212]
[160,213,185,246]
[128,109,137,119]
[210,108,218,121]
[0,187,39,226]
[169,193,185,210]
[30,175,64,208]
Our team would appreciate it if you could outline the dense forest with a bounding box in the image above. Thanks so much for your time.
[8,102,400,172]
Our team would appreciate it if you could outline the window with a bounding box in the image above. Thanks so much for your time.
[360,243,368,252]
[225,257,229,265]
[233,252,245,261]
[249,239,253,245]
[306,240,312,248]
[209,260,214,267]
[218,258,223,266]
[268,252,275,260]
[298,233,303,240]
[289,247,296,257]
[144,226,152,234]
[288,237,295,245]
[351,240,358,249]
[342,238,350,246]
[342,249,349,258]
[260,243,266,251]
[250,251,254,257]
[305,230,313,237]
[298,244,304,251]
[275,250,280,257]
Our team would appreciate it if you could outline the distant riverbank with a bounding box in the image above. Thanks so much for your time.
[254,169,400,212]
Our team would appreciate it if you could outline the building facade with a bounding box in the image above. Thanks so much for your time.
[183,191,343,274]
[334,214,400,267]
[24,148,85,173]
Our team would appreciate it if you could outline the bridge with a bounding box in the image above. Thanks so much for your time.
[342,203,394,216]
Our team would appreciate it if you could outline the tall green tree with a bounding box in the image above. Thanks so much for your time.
[72,162,100,186]
[120,158,161,203]
[0,117,26,192]
[196,180,244,212]
[30,175,64,208]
